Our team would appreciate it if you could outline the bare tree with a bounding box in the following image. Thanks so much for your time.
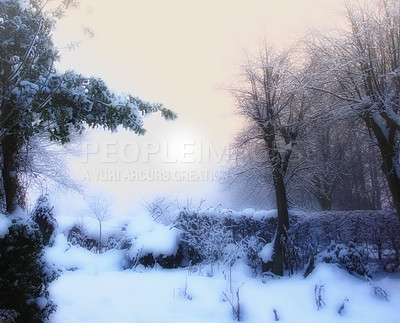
[229,44,311,275]
[87,194,112,253]
[306,0,400,218]
[15,132,85,209]
[142,194,178,225]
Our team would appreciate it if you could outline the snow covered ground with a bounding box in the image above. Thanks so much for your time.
[46,234,400,323]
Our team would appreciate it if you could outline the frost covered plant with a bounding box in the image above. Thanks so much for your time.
[240,235,265,271]
[143,194,178,225]
[177,278,192,301]
[122,213,181,269]
[370,283,389,302]
[222,284,243,322]
[31,194,57,245]
[281,232,303,275]
[223,235,265,273]
[318,241,372,278]
[106,236,118,251]
[67,223,97,252]
[175,209,234,274]
[314,282,326,310]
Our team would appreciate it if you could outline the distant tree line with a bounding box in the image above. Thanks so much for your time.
[224,0,400,275]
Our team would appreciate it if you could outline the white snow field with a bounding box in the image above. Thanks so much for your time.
[45,218,400,323]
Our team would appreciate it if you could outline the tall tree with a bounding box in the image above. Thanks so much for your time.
[307,0,400,218]
[0,0,176,212]
[229,45,310,275]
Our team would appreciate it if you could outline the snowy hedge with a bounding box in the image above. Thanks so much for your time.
[174,208,400,274]
[174,208,277,271]
[289,210,400,273]
[59,208,399,274]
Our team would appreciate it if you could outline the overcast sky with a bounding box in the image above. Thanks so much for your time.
[52,0,347,212]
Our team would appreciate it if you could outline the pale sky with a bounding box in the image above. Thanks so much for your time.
[52,0,346,212]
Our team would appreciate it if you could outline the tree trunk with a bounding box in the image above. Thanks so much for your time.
[367,117,400,219]
[1,134,19,213]
[381,157,400,218]
[271,168,290,276]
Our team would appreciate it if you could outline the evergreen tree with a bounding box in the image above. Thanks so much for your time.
[0,0,176,212]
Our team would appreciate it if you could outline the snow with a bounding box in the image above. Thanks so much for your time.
[45,234,124,274]
[258,241,274,263]
[128,225,180,258]
[253,209,277,219]
[17,205,393,323]
[242,208,255,216]
[16,0,30,10]
[125,213,157,238]
[36,297,48,310]
[43,208,400,323]
[0,214,11,238]
[47,254,400,323]
[126,213,180,258]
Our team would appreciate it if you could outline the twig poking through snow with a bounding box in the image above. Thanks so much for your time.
[370,283,389,302]
[314,282,326,310]
[222,283,244,321]
[273,308,279,321]
[178,278,192,300]
[338,297,349,315]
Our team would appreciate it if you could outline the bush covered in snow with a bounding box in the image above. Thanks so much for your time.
[0,211,56,322]
[289,210,400,274]
[123,213,181,269]
[67,224,98,252]
[281,230,315,276]
[318,241,372,278]
[173,208,399,275]
[31,194,57,245]
[175,208,233,269]
[174,208,276,271]
[52,207,399,275]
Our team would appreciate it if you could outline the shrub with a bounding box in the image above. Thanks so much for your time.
[31,194,57,245]
[174,208,277,271]
[175,209,234,272]
[318,241,372,278]
[0,213,56,322]
[67,224,97,252]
